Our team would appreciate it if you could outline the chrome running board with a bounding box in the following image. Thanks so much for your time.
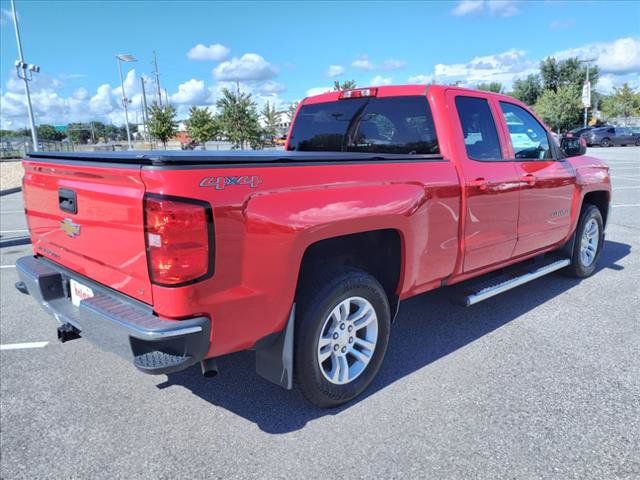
[454,257,571,307]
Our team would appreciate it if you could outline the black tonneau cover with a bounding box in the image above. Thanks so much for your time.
[27,150,443,166]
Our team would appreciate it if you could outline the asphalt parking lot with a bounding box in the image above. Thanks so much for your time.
[1,147,639,479]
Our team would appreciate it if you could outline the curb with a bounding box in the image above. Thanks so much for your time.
[0,237,31,248]
[0,187,22,197]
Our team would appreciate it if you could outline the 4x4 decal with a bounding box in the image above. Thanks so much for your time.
[199,175,262,190]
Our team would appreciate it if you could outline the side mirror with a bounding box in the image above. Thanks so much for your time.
[561,137,587,157]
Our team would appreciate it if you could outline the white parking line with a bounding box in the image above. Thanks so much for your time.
[0,342,49,351]
[614,186,640,189]
[612,204,640,208]
[0,265,16,269]
[0,229,29,234]
[0,210,25,214]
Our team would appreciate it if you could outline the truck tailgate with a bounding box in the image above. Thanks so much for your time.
[21,159,152,304]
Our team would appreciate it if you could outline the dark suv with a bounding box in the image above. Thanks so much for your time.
[585,126,640,147]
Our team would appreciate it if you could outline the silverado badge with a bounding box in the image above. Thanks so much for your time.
[60,218,80,238]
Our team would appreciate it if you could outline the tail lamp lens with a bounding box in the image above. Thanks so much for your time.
[144,195,213,286]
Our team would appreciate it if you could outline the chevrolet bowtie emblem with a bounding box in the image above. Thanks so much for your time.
[60,218,80,238]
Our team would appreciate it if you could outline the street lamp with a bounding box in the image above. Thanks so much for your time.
[579,58,596,128]
[116,53,137,149]
[11,0,39,151]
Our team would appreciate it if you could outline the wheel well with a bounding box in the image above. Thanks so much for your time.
[297,229,402,318]
[583,191,610,227]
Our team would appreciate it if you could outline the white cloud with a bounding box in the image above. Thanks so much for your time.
[370,75,392,86]
[553,37,640,74]
[487,0,519,17]
[170,79,211,104]
[549,19,575,30]
[381,59,406,71]
[351,56,374,71]
[431,49,536,86]
[257,81,286,94]
[452,0,519,17]
[0,67,292,129]
[306,86,332,97]
[452,0,484,16]
[213,53,277,81]
[1,8,14,25]
[187,43,230,61]
[326,65,345,77]
[408,74,435,84]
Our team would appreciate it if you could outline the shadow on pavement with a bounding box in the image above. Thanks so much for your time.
[159,240,631,434]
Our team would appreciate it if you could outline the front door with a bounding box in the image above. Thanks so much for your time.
[449,93,521,272]
[497,101,576,255]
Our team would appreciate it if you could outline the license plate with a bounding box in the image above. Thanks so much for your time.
[70,279,94,307]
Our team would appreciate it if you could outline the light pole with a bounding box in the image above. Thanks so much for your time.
[116,53,137,149]
[11,0,39,151]
[579,58,596,128]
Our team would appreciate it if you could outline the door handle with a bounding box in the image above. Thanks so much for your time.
[522,174,536,186]
[469,178,488,191]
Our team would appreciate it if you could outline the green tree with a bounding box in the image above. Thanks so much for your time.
[600,83,640,121]
[66,123,92,144]
[534,85,582,133]
[511,74,543,105]
[37,124,66,141]
[287,101,299,123]
[333,80,357,91]
[216,88,261,149]
[148,103,178,148]
[476,82,504,93]
[261,102,281,140]
[540,57,599,93]
[186,106,218,149]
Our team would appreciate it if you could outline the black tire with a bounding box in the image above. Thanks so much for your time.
[563,204,604,278]
[600,137,612,147]
[635,138,640,146]
[294,267,390,408]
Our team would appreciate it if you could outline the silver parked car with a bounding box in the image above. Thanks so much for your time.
[584,126,640,147]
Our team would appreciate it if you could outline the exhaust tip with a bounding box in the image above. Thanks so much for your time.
[201,358,219,378]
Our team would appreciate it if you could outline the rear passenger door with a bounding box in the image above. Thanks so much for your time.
[615,127,633,145]
[449,92,520,272]
[496,101,577,256]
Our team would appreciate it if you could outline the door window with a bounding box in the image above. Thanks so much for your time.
[500,102,552,160]
[454,96,502,161]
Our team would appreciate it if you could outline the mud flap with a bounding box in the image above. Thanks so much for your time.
[255,305,295,390]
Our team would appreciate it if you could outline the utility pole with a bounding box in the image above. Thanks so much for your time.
[153,50,162,106]
[11,0,39,151]
[140,77,150,145]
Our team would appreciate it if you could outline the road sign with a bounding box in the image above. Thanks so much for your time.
[582,81,591,108]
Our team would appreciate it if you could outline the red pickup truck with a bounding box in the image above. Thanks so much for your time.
[16,85,610,407]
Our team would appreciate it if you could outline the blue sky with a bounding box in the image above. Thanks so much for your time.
[1,0,639,128]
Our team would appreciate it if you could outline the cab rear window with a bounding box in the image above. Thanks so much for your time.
[287,96,439,154]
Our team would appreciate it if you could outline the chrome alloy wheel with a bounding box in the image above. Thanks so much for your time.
[580,218,599,267]
[317,296,378,385]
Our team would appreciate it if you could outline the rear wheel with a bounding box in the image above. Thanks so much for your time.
[635,138,640,146]
[294,267,390,408]
[600,137,612,147]
[564,204,604,278]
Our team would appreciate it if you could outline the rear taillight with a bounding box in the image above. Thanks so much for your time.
[144,194,213,287]
[339,88,378,99]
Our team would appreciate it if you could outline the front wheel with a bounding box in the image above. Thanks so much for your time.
[294,267,391,408]
[600,137,612,147]
[564,204,604,278]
